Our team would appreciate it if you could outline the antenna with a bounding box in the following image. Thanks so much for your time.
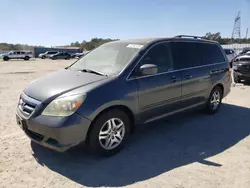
[232,11,241,39]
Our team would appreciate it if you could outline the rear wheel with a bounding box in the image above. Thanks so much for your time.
[88,109,131,156]
[24,56,30,61]
[205,86,223,114]
[3,56,9,61]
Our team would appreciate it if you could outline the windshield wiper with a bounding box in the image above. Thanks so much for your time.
[79,69,108,76]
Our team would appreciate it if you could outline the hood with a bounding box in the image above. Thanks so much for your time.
[24,69,107,102]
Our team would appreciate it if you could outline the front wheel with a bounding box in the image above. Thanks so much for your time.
[3,56,9,61]
[205,86,223,114]
[88,109,131,156]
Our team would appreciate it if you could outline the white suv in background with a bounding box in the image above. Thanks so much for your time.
[224,49,237,63]
[0,50,33,61]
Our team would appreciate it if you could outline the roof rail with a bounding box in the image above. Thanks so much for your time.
[175,35,204,39]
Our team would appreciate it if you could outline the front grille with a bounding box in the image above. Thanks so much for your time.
[18,98,36,117]
[17,93,42,118]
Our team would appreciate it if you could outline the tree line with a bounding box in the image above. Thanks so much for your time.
[1,33,250,51]
[69,38,118,51]
[204,32,250,44]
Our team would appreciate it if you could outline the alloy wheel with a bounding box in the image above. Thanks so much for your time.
[210,90,221,110]
[99,118,125,150]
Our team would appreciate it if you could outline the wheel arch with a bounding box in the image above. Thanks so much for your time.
[86,105,135,143]
[213,83,224,97]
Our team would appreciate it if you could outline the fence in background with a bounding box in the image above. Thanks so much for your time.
[222,43,250,54]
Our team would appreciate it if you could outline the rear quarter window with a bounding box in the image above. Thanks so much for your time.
[199,43,226,65]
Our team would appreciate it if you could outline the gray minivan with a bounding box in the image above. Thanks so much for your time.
[16,36,232,156]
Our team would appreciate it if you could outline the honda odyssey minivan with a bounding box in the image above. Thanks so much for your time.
[16,35,232,156]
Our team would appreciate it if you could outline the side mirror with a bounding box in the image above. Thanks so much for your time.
[140,64,158,76]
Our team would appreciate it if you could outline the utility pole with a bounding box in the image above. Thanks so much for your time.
[232,11,241,39]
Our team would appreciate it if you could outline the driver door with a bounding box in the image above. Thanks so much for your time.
[135,42,182,122]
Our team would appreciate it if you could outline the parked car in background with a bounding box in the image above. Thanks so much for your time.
[38,51,58,59]
[232,55,250,83]
[16,36,231,156]
[239,48,250,55]
[0,50,33,61]
[49,52,71,60]
[70,53,78,58]
[75,52,84,58]
[224,49,237,64]
[75,51,90,58]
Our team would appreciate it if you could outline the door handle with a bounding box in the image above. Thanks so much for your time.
[184,74,192,79]
[171,76,177,82]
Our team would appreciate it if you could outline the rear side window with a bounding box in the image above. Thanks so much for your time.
[199,43,226,65]
[172,42,201,69]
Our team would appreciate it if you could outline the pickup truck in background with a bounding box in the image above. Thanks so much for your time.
[0,50,33,61]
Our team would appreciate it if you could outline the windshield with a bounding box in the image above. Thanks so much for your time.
[69,42,142,76]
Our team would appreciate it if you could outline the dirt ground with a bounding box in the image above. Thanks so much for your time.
[0,59,250,188]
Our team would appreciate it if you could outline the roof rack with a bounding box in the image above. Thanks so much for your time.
[175,35,204,39]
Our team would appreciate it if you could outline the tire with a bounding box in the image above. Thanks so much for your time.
[88,109,131,156]
[24,56,30,61]
[234,75,241,83]
[41,56,46,59]
[3,56,9,61]
[205,86,223,114]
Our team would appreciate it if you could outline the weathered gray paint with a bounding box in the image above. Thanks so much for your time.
[17,37,232,151]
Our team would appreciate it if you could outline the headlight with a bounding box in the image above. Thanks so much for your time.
[42,94,86,117]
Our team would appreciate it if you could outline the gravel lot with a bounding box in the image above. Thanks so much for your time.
[0,59,250,188]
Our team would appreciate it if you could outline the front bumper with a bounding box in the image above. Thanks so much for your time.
[16,112,92,152]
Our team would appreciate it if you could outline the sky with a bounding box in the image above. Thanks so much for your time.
[0,0,250,46]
